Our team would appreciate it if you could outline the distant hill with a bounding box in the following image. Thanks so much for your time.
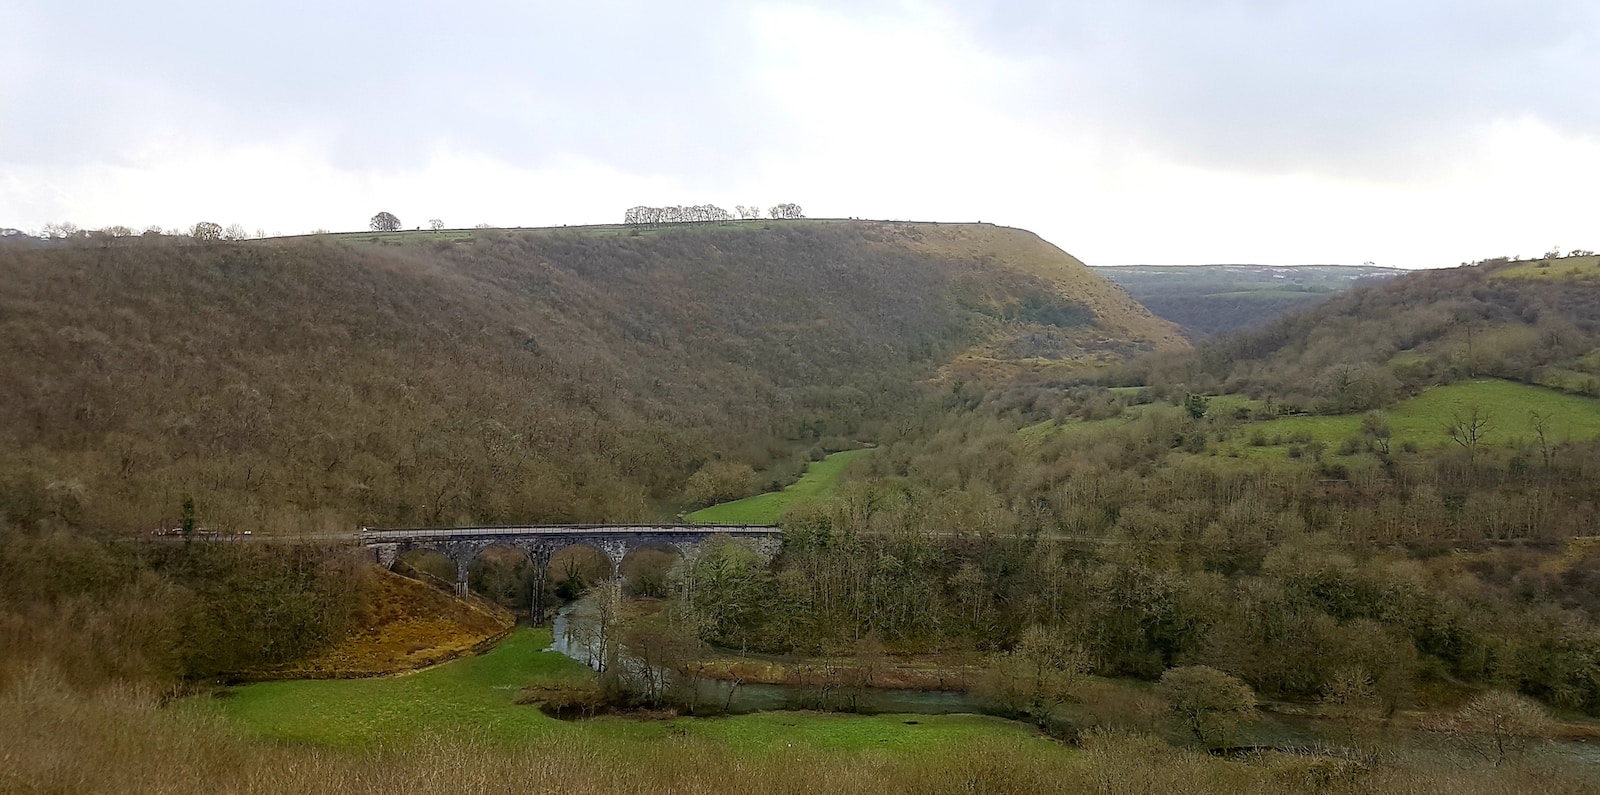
[1093,264,1404,339]
[0,220,1177,533]
[1122,255,1600,412]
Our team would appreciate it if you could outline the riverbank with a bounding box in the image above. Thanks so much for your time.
[203,627,1034,752]
[173,626,1600,793]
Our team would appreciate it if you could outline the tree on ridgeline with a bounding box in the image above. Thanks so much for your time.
[429,219,445,232]
[370,211,402,232]
[624,204,734,228]
[768,203,803,220]
[189,221,223,242]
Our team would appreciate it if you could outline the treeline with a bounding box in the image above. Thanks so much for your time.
[875,396,1600,543]
[622,203,803,226]
[2,223,1113,533]
[674,490,1600,715]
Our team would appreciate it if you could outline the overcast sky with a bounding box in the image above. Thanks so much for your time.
[3,0,1596,266]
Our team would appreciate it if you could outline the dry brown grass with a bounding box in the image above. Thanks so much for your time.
[253,567,514,678]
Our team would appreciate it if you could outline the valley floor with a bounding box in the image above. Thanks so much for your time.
[8,628,1598,794]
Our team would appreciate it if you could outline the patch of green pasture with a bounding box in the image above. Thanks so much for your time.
[1493,254,1600,281]
[687,449,873,524]
[1204,288,1325,300]
[678,711,1038,755]
[1018,413,1145,446]
[202,628,590,747]
[1202,394,1264,416]
[1020,403,1188,446]
[1223,380,1600,458]
[1536,369,1600,395]
[203,627,1038,757]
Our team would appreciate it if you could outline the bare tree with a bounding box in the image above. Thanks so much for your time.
[768,203,804,220]
[1361,412,1392,456]
[223,223,249,241]
[1446,406,1491,464]
[1443,690,1554,768]
[370,211,402,232]
[1529,410,1553,470]
[190,221,223,242]
[41,221,81,239]
[428,219,445,232]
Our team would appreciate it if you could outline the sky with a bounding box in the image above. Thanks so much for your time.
[2,0,1597,267]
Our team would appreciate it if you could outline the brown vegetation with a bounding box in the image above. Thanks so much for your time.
[0,222,1169,534]
[255,566,514,678]
[1114,257,1600,408]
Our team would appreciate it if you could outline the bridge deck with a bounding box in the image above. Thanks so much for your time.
[359,524,779,541]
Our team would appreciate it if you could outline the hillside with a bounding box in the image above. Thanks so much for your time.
[1120,254,1600,410]
[1093,264,1403,339]
[0,221,1177,534]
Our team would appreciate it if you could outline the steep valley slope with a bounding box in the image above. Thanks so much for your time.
[0,220,1180,534]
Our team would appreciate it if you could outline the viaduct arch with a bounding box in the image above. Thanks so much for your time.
[362,524,782,616]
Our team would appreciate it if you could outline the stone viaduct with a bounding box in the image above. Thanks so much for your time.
[361,524,782,615]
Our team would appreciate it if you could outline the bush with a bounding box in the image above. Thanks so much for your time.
[1156,665,1258,748]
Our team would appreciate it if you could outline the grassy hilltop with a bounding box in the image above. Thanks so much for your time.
[0,220,1177,534]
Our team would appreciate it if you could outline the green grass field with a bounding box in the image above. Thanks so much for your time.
[1492,254,1600,281]
[1205,288,1327,300]
[687,449,873,524]
[203,627,1034,755]
[1220,379,1600,459]
[297,219,871,247]
[1017,404,1184,445]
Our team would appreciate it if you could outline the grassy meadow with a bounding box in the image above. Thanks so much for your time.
[1493,253,1600,281]
[1220,380,1600,459]
[686,449,873,524]
[1013,379,1600,475]
[206,627,1035,755]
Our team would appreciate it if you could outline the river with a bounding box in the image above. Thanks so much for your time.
[541,596,1600,777]
[544,596,996,716]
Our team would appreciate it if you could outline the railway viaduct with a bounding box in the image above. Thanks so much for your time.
[360,524,782,613]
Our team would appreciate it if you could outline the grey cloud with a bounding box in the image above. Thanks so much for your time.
[938,0,1600,174]
[2,0,792,180]
[6,0,1598,188]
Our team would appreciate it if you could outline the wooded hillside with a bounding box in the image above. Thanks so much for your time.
[0,221,1177,534]
[1119,255,1600,410]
